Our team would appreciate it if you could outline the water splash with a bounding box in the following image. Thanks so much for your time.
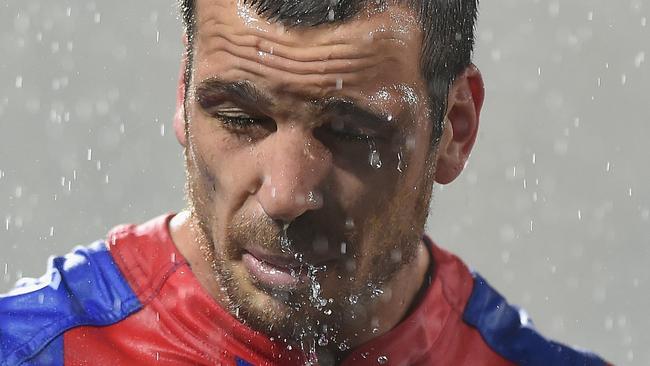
[368,140,382,169]
[397,150,404,173]
[280,223,292,253]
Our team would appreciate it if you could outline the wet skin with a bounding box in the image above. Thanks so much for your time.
[171,0,484,357]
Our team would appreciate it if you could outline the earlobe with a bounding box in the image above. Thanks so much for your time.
[434,65,485,185]
[174,56,188,147]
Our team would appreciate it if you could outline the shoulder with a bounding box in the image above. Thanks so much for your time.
[463,271,610,366]
[0,241,142,366]
[425,238,610,365]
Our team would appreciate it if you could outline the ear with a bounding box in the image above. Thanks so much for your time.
[173,36,189,147]
[434,64,485,185]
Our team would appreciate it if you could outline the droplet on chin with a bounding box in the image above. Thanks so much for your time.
[345,217,355,229]
[318,335,329,346]
[371,317,380,332]
[338,340,350,351]
[348,294,358,304]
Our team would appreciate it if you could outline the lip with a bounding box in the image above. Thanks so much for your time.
[242,250,309,290]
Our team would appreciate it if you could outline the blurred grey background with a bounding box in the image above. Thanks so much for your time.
[1,0,647,364]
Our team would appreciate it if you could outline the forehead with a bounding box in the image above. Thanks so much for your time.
[193,0,426,111]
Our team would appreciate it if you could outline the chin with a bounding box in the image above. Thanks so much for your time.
[220,256,353,340]
[228,270,317,339]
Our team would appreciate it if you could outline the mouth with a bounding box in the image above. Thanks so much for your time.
[242,249,310,290]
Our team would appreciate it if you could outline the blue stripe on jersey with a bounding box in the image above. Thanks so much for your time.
[0,241,142,366]
[236,357,254,366]
[463,273,606,366]
[21,335,62,366]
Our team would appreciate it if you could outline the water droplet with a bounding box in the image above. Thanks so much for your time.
[87,148,92,161]
[634,51,645,68]
[15,76,23,89]
[338,341,350,351]
[377,355,389,364]
[340,242,347,254]
[368,141,382,169]
[336,78,343,90]
[318,335,329,346]
[306,191,323,206]
[345,217,355,229]
[348,294,358,304]
[397,150,404,172]
[328,9,335,21]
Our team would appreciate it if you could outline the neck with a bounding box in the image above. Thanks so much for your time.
[330,241,432,355]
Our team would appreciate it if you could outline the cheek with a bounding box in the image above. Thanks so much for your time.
[188,114,261,208]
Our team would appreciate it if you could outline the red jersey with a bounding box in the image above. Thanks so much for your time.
[0,214,609,365]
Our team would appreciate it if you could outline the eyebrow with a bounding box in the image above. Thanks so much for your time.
[195,78,274,107]
[195,78,392,125]
[316,97,390,126]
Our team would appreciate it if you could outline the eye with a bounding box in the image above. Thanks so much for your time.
[327,119,374,142]
[215,113,263,129]
[208,108,275,137]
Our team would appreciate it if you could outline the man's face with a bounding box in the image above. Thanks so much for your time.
[185,0,438,344]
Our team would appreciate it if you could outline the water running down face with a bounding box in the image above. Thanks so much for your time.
[179,0,482,355]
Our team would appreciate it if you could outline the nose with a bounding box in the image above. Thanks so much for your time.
[256,127,331,223]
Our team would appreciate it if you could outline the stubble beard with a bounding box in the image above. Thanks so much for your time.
[183,144,437,351]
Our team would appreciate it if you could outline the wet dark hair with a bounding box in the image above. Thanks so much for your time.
[179,0,479,143]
